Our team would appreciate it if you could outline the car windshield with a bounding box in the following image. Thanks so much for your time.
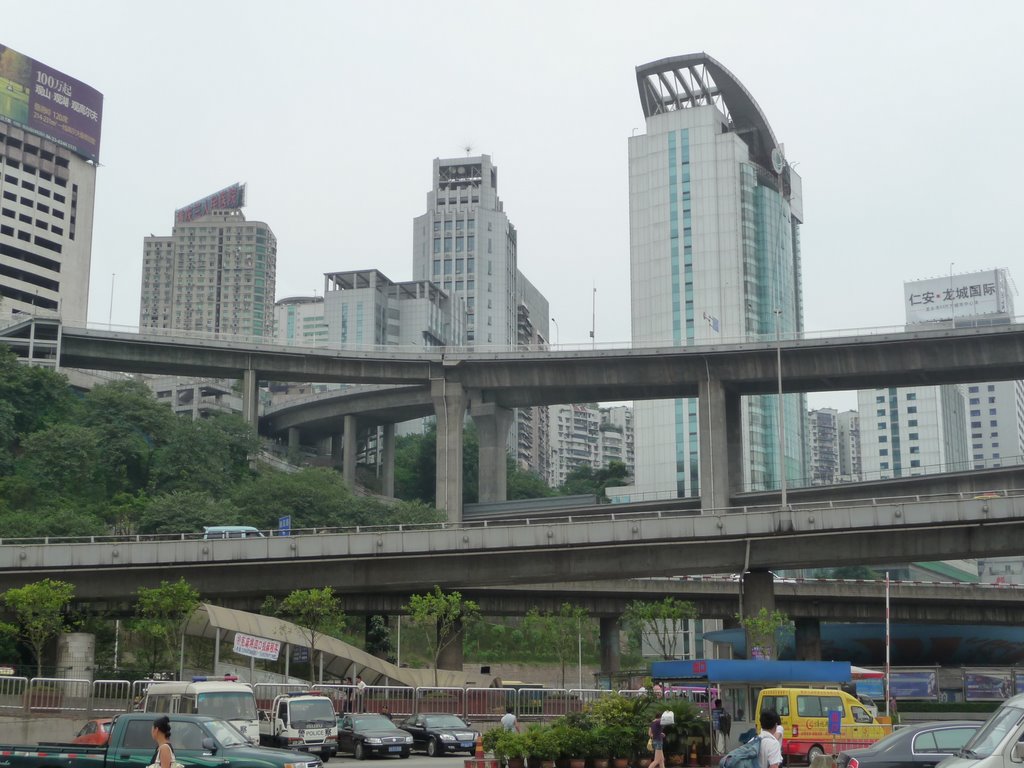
[101,721,113,732]
[197,692,258,721]
[205,719,250,748]
[424,715,468,729]
[290,699,336,725]
[959,706,1024,758]
[353,715,393,729]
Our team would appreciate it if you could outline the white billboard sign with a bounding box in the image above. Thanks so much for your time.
[904,269,1010,325]
[233,632,281,661]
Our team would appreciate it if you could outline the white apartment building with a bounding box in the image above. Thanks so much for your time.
[621,54,806,501]
[140,184,277,338]
[275,295,327,347]
[548,403,635,489]
[807,408,839,485]
[322,268,465,348]
[836,409,862,482]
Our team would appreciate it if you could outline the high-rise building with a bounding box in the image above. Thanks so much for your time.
[807,408,839,485]
[140,184,276,338]
[412,155,550,476]
[858,269,1016,480]
[0,44,102,324]
[622,54,806,501]
[836,410,862,482]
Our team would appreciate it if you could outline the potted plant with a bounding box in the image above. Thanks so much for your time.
[494,730,529,768]
[588,726,615,768]
[552,724,589,768]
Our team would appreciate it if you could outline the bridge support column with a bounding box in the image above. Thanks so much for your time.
[432,379,467,521]
[381,424,396,498]
[472,401,513,503]
[241,369,258,427]
[794,617,821,661]
[436,617,464,672]
[343,414,357,486]
[288,427,300,451]
[600,616,621,676]
[699,375,741,512]
[741,569,777,659]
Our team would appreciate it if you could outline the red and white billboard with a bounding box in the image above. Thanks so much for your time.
[0,43,103,163]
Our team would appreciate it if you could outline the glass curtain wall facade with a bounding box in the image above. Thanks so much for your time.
[627,55,806,500]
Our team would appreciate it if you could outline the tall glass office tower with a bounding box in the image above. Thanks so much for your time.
[625,54,806,501]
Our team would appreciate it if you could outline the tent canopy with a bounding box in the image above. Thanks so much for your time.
[185,603,470,688]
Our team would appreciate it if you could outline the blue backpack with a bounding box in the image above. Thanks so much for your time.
[720,736,762,768]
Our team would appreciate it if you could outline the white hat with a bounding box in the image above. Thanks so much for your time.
[661,710,675,725]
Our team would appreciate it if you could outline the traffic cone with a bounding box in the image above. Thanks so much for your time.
[476,734,484,759]
[689,742,698,766]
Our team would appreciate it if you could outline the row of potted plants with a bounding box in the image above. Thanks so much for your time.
[482,694,710,768]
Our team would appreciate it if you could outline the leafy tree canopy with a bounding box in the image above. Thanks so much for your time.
[3,578,75,677]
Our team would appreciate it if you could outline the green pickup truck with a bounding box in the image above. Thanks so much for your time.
[3,713,324,768]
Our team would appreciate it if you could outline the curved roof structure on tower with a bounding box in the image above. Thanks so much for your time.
[636,53,781,173]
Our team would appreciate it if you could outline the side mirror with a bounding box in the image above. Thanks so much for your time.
[1012,741,1024,762]
[202,737,217,753]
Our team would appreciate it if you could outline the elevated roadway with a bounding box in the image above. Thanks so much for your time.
[1,494,1020,605]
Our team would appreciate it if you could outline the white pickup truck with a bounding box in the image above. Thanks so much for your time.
[259,691,338,761]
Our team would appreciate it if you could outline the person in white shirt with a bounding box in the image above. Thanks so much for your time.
[773,722,785,766]
[757,711,783,768]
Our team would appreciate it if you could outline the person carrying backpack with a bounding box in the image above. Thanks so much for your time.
[757,711,783,768]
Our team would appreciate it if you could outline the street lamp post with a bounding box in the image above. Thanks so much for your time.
[776,307,787,508]
[551,317,559,347]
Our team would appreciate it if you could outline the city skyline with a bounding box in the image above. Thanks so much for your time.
[4,3,1021,391]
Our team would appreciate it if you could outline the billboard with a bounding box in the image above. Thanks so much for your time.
[905,269,1011,325]
[964,670,1011,701]
[175,183,246,225]
[889,669,938,699]
[0,43,103,163]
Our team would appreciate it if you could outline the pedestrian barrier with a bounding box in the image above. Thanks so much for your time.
[90,679,132,715]
[0,676,27,714]
[254,682,309,711]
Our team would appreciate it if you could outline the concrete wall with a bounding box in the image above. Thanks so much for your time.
[0,715,82,744]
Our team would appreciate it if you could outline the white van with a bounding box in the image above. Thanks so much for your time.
[143,676,260,744]
[203,526,265,539]
[938,693,1024,768]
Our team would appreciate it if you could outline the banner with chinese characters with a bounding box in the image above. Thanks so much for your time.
[232,632,281,661]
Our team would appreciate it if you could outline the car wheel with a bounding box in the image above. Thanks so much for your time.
[427,738,440,757]
[355,742,365,760]
[807,746,824,763]
[322,753,330,763]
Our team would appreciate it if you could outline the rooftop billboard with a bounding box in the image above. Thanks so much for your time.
[174,183,246,225]
[904,268,1012,325]
[0,43,103,163]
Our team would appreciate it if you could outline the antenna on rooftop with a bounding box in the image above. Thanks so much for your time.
[464,143,473,156]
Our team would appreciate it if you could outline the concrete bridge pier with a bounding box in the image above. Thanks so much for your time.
[600,616,621,676]
[472,401,514,503]
[288,427,300,452]
[741,569,777,658]
[698,376,742,512]
[380,423,396,497]
[436,617,464,671]
[241,368,258,426]
[794,617,821,660]
[343,414,357,486]
[432,379,468,521]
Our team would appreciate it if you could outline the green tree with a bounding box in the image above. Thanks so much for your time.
[3,578,75,677]
[559,461,631,500]
[365,615,394,662]
[507,458,555,500]
[136,490,241,534]
[131,578,200,677]
[523,602,592,688]
[404,585,480,685]
[621,597,698,660]
[150,414,258,496]
[230,468,352,529]
[16,423,106,506]
[736,607,792,660]
[0,347,76,443]
[277,587,345,682]
[75,379,178,494]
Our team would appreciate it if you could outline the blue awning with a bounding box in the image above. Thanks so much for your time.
[651,659,851,684]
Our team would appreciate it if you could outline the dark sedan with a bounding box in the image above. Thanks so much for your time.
[836,720,981,768]
[398,713,479,757]
[337,714,413,759]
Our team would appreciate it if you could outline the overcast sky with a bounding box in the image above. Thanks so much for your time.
[6,1,1022,408]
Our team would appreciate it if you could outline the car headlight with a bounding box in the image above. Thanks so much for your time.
[405,736,413,744]
[440,733,456,742]
[366,738,383,745]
